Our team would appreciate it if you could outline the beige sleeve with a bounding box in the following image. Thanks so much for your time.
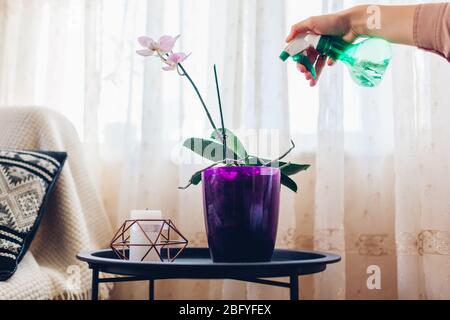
[414,2,450,61]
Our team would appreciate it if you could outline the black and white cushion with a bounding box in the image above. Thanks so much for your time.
[0,149,66,281]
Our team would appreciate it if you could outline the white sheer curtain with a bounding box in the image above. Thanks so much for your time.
[0,0,449,299]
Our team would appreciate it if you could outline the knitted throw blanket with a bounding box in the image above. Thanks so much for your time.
[0,107,113,300]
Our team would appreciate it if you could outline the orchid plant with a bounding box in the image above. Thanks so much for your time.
[137,35,309,192]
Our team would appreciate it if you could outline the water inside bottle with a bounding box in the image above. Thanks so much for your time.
[348,59,390,87]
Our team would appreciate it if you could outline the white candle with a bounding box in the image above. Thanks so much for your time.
[129,210,163,262]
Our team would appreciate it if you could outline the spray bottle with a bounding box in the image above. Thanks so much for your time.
[280,34,392,87]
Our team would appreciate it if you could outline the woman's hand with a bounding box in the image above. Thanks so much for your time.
[286,7,364,86]
[287,4,417,86]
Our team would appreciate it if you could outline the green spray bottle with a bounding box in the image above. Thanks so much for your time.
[280,34,392,87]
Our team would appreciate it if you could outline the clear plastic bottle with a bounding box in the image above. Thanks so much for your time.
[281,35,392,87]
[317,36,391,87]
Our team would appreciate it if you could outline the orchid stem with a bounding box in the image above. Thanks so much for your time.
[264,140,296,167]
[213,64,227,163]
[177,63,222,141]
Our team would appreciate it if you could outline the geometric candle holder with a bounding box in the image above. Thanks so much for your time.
[110,219,188,263]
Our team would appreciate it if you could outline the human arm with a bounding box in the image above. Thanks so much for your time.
[287,3,450,86]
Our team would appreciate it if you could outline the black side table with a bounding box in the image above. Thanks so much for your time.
[77,247,340,300]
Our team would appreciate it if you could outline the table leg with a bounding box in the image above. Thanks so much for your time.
[91,268,99,301]
[290,275,299,300]
[149,279,155,300]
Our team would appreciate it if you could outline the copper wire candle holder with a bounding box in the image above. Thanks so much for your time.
[110,219,188,263]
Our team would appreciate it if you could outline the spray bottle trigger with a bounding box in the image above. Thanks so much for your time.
[292,53,317,80]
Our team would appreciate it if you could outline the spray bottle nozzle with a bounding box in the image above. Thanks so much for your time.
[279,51,290,61]
[281,33,392,87]
[292,54,317,80]
[280,34,319,79]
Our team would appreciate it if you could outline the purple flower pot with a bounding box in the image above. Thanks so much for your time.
[202,166,281,262]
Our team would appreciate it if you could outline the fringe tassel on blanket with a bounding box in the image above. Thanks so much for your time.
[54,282,114,300]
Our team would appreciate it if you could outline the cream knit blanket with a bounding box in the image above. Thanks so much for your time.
[0,107,113,300]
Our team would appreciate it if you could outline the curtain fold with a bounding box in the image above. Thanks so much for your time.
[0,0,449,299]
[312,0,347,301]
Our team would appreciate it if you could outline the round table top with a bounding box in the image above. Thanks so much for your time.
[77,248,341,280]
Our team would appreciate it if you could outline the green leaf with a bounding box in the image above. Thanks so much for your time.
[247,156,310,176]
[183,137,238,162]
[190,171,202,185]
[188,171,297,192]
[279,163,310,176]
[245,156,267,166]
[210,128,248,161]
[281,174,298,193]
[182,139,306,192]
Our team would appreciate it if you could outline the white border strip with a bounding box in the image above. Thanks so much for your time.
[0,238,20,254]
[0,230,23,243]
[0,149,61,166]
[0,252,16,260]
[0,159,52,181]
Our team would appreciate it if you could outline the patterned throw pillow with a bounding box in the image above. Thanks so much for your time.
[0,149,66,281]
